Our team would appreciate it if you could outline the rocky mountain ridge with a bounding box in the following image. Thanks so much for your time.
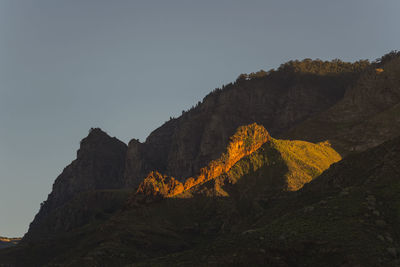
[124,59,369,187]
[135,135,400,267]
[1,52,399,266]
[135,123,272,198]
[0,125,342,266]
[2,131,397,266]
[134,123,341,200]
[23,56,374,244]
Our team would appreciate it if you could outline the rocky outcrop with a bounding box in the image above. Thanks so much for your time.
[135,124,342,199]
[125,61,367,187]
[24,128,127,241]
[179,136,342,202]
[136,171,184,198]
[136,124,271,197]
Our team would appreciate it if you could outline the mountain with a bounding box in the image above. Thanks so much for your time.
[2,127,399,266]
[24,57,370,244]
[131,135,400,267]
[124,59,368,187]
[0,52,399,266]
[134,123,341,199]
[0,124,341,266]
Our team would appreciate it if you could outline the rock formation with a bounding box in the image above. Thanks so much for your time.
[136,123,271,197]
[135,123,341,200]
[24,128,127,241]
[124,60,368,186]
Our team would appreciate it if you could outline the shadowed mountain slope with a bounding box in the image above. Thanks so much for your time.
[127,135,400,267]
[2,131,398,266]
[0,125,341,266]
[286,52,400,155]
[134,124,341,200]
[124,59,368,187]
[21,58,368,247]
[25,58,376,245]
[24,128,127,242]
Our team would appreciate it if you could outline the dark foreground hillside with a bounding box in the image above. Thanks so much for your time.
[131,135,400,267]
[1,132,399,266]
[0,124,342,266]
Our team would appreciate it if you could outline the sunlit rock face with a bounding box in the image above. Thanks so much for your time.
[136,171,184,197]
[134,124,342,200]
[136,124,271,198]
[182,124,272,192]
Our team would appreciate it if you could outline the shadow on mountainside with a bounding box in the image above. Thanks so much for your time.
[0,124,343,266]
[0,143,292,267]
[1,138,399,266]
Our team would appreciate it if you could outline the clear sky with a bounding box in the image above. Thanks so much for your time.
[1,0,399,237]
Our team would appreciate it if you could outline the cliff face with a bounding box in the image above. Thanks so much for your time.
[24,128,127,241]
[286,55,400,154]
[124,63,365,187]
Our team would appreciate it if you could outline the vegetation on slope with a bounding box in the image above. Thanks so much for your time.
[135,124,341,200]
[183,137,341,199]
[135,123,271,198]
[132,136,400,267]
[285,51,400,155]
[125,57,370,185]
[0,124,342,266]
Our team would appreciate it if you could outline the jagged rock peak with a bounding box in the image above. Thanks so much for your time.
[79,127,113,142]
[134,123,271,198]
[77,128,127,158]
[136,171,183,198]
[23,128,128,242]
[128,138,141,146]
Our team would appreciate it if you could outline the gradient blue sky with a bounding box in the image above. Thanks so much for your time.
[1,0,399,237]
